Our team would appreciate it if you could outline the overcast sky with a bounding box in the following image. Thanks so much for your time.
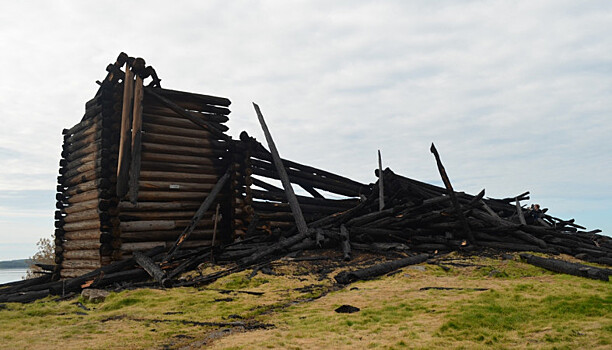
[0,1,610,260]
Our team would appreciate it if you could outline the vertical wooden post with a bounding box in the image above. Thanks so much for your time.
[129,75,144,203]
[117,65,134,198]
[252,103,309,237]
[378,150,384,211]
[430,143,476,244]
[516,198,527,225]
[211,203,220,262]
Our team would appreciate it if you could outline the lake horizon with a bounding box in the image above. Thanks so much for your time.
[0,268,28,284]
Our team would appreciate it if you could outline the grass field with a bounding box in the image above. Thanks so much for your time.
[0,252,610,349]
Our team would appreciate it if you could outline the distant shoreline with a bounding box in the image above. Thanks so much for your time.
[0,259,31,269]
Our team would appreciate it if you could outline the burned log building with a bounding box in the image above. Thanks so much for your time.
[55,53,370,278]
[48,52,611,288]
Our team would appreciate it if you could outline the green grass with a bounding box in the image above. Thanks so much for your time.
[1,253,610,349]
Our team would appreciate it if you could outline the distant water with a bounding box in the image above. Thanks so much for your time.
[0,269,27,284]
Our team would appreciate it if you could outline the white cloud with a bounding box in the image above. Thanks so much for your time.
[0,0,610,254]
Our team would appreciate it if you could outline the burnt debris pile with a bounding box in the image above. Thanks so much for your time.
[2,53,610,303]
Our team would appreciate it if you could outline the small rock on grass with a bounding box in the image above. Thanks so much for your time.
[81,289,110,303]
[335,305,360,313]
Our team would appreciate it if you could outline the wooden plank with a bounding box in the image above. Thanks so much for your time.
[516,198,527,225]
[144,88,230,142]
[429,143,475,244]
[129,75,144,203]
[253,103,308,237]
[117,65,135,198]
[164,168,232,261]
[378,150,384,211]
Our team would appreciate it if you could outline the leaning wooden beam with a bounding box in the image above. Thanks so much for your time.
[251,177,284,193]
[252,103,309,237]
[378,150,384,211]
[117,65,135,198]
[133,251,168,286]
[335,253,430,284]
[238,229,310,267]
[129,74,144,203]
[429,143,476,244]
[519,253,610,281]
[299,183,324,199]
[339,224,351,261]
[516,199,527,225]
[164,168,232,261]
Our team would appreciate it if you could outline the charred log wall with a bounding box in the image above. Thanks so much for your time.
[57,84,123,278]
[57,56,234,277]
[116,88,233,259]
[233,133,372,237]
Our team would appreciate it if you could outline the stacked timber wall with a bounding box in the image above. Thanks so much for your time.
[56,84,123,277]
[55,53,373,278]
[56,56,234,278]
[233,133,371,237]
[116,88,233,258]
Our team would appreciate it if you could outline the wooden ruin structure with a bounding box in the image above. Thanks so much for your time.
[54,53,369,278]
[2,53,610,302]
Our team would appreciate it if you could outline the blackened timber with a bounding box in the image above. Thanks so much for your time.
[129,75,144,203]
[347,208,395,227]
[121,230,214,242]
[250,158,363,195]
[251,177,284,193]
[141,142,227,158]
[117,66,135,198]
[251,201,352,215]
[139,161,225,175]
[335,254,429,284]
[251,150,367,190]
[138,180,215,192]
[516,199,527,225]
[118,201,202,211]
[520,253,610,281]
[143,94,231,116]
[142,132,227,149]
[138,170,219,183]
[119,210,202,221]
[120,219,216,232]
[165,168,232,261]
[479,241,557,253]
[154,87,231,107]
[144,88,230,142]
[299,183,324,199]
[63,199,111,214]
[378,150,384,211]
[340,225,351,261]
[133,251,167,285]
[143,105,229,123]
[238,229,310,266]
[142,121,218,139]
[141,152,225,166]
[253,103,309,237]
[250,189,357,208]
[252,166,361,198]
[143,113,229,133]
[429,144,475,244]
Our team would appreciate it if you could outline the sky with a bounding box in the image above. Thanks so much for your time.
[0,1,610,260]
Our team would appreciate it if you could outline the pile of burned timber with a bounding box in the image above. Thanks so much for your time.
[3,53,611,303]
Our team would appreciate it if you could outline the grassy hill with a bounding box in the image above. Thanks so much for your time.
[0,252,610,349]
